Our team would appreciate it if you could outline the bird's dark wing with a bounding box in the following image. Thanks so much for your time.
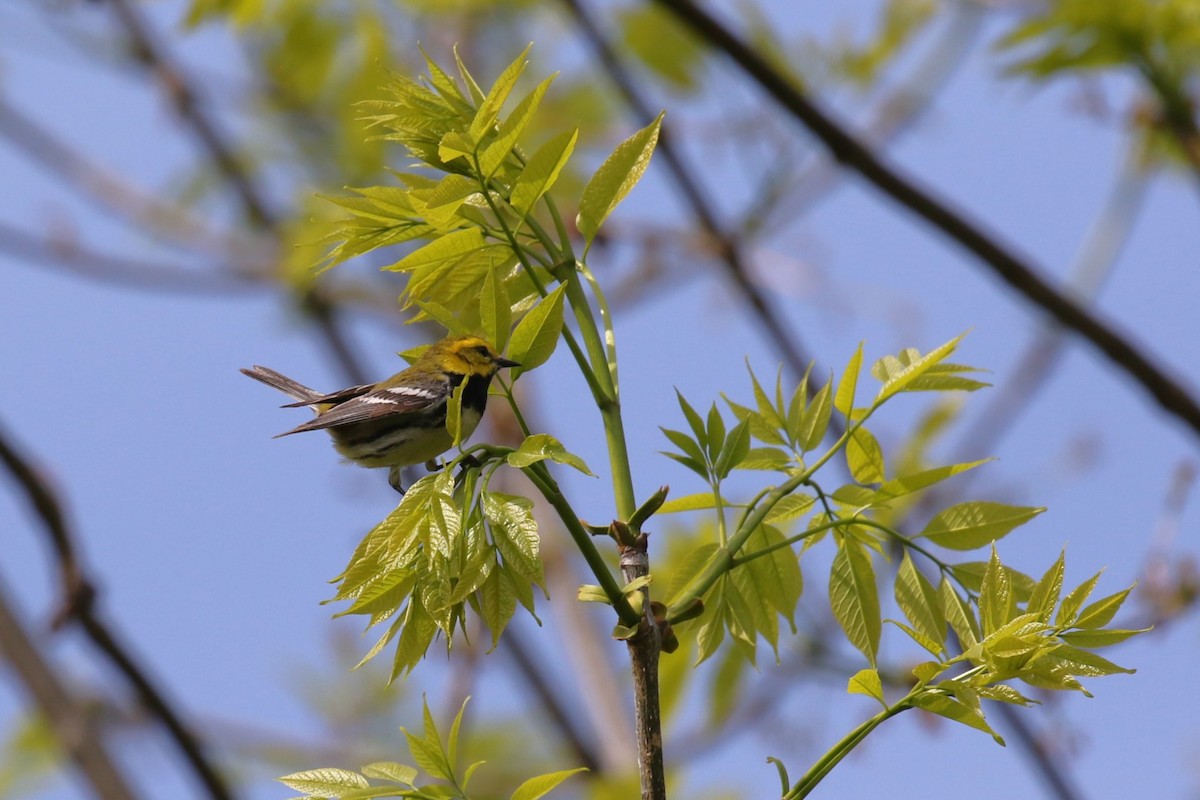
[279,383,375,408]
[274,384,446,437]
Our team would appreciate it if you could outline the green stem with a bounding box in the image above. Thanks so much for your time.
[667,416,868,620]
[522,462,640,625]
[785,699,913,799]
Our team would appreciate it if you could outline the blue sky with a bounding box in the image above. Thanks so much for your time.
[2,2,1199,799]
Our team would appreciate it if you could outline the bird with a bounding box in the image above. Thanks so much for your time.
[242,334,518,492]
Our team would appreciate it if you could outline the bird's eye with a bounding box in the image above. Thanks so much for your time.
[474,345,491,356]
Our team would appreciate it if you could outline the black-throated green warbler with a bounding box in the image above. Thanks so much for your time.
[242,334,518,492]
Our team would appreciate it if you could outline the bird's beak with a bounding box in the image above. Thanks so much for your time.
[497,356,521,369]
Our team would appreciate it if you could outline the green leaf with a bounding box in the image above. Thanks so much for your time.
[660,428,708,471]
[846,424,885,484]
[1059,628,1147,648]
[468,45,531,139]
[361,761,419,786]
[1056,570,1103,627]
[978,546,1013,637]
[657,492,719,514]
[738,446,793,471]
[940,577,980,650]
[404,700,452,783]
[278,768,369,796]
[666,543,719,606]
[875,459,990,500]
[510,129,578,217]
[1073,585,1134,629]
[676,390,708,448]
[480,75,555,176]
[764,493,816,524]
[508,283,566,374]
[797,378,833,452]
[446,374,468,446]
[910,692,1004,745]
[1027,550,1066,621]
[479,268,512,352]
[873,334,966,402]
[741,524,802,632]
[920,502,1045,551]
[895,551,945,653]
[510,768,589,800]
[829,537,880,667]
[834,342,864,418]
[714,419,751,479]
[506,433,594,475]
[478,567,518,647]
[483,492,543,584]
[577,112,664,245]
[848,668,885,704]
[385,228,485,273]
[447,698,469,772]
[705,402,727,463]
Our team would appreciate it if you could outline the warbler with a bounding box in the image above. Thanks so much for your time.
[242,334,518,492]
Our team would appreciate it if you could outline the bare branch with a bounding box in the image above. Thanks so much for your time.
[0,422,234,800]
[651,0,1200,443]
[0,577,140,800]
[559,0,816,383]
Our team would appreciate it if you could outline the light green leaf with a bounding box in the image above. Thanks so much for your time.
[446,375,468,446]
[875,459,990,500]
[657,492,719,514]
[469,45,531,139]
[910,692,1004,745]
[834,343,864,418]
[764,493,816,524]
[508,284,566,375]
[577,112,664,245]
[829,537,880,667]
[278,768,369,796]
[480,75,555,176]
[480,268,512,352]
[667,543,719,606]
[506,433,594,475]
[360,761,419,786]
[483,492,543,584]
[1059,628,1148,648]
[385,228,485,273]
[873,334,966,402]
[797,379,833,452]
[979,546,1012,637]
[510,129,578,217]
[846,425,885,484]
[920,502,1045,550]
[940,577,980,650]
[1027,550,1066,621]
[737,446,792,470]
[478,567,518,647]
[848,668,885,704]
[1073,585,1134,629]
[895,551,945,653]
[714,419,751,479]
[510,768,589,800]
[1056,570,1103,627]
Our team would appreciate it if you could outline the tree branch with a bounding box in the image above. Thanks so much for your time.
[651,0,1200,443]
[618,535,665,800]
[0,577,140,800]
[0,422,234,800]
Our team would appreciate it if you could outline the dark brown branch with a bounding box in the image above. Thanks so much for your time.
[502,626,604,773]
[560,0,815,383]
[651,0,1200,443]
[0,577,140,800]
[618,535,665,800]
[0,220,263,295]
[107,0,276,229]
[0,422,234,800]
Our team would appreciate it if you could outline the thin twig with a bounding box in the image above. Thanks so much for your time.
[651,0,1200,443]
[0,422,234,800]
[0,219,263,295]
[0,576,140,800]
[106,0,276,228]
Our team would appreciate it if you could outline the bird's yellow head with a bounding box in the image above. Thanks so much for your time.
[422,335,519,378]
